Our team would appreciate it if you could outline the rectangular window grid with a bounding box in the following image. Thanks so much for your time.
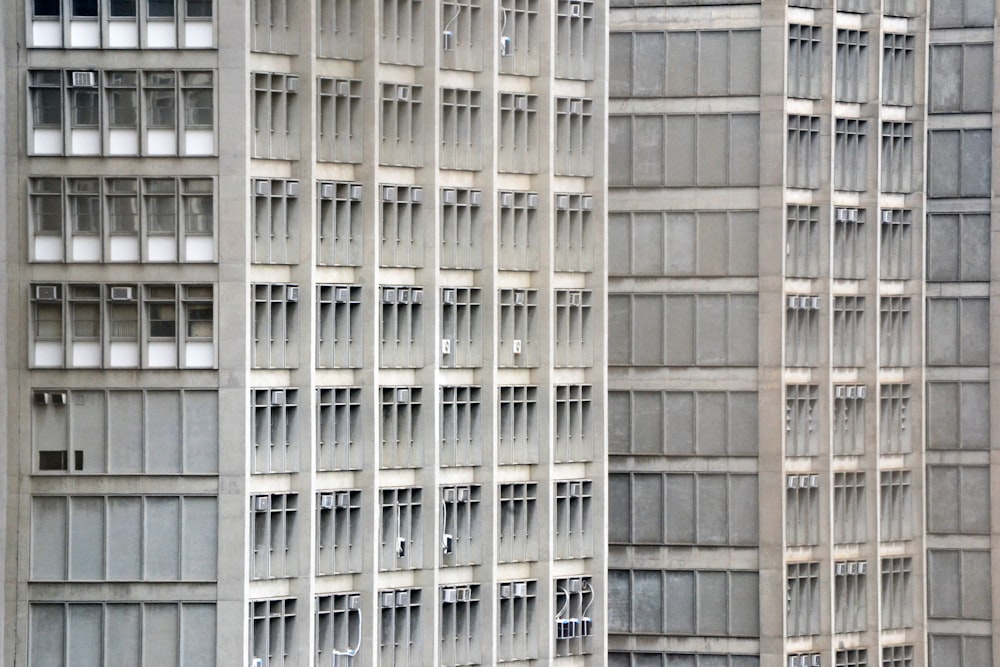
[317,284,362,369]
[316,387,362,471]
[251,388,298,474]
[316,490,362,575]
[317,181,363,267]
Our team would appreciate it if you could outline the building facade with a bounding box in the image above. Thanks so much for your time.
[609,0,998,666]
[2,1,608,665]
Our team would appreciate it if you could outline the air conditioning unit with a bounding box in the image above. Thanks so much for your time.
[285,76,299,93]
[500,192,514,208]
[514,291,526,306]
[254,495,270,511]
[457,486,470,502]
[441,338,452,355]
[515,95,528,111]
[500,36,513,56]
[382,185,396,202]
[398,288,410,304]
[811,655,822,667]
[336,491,350,508]
[394,590,409,606]
[512,339,522,355]
[319,493,335,510]
[72,71,97,87]
[512,582,528,598]
[285,181,299,197]
[251,659,264,667]
[469,190,481,206]
[110,286,134,301]
[808,296,820,310]
[396,85,410,101]
[856,386,867,399]
[834,386,845,399]
[34,285,59,301]
[336,80,351,97]
[579,616,592,636]
[442,188,457,205]
[442,533,454,554]
[835,208,849,222]
[499,583,513,599]
[882,210,894,223]
[568,291,583,307]
[347,594,361,610]
[787,476,799,489]
[380,592,396,608]
[787,295,800,309]
[410,187,423,203]
[335,286,349,303]
[443,487,457,503]
[270,389,286,406]
[319,182,335,200]
[809,474,819,488]
[442,588,458,603]
[569,482,584,498]
[456,587,472,602]
[442,29,455,51]
[396,388,410,403]
[349,184,363,200]
[382,287,396,304]
[527,193,539,208]
[443,289,458,305]
[570,100,583,114]
[254,179,270,196]
[846,386,857,399]
[411,289,423,304]
[556,618,576,639]
[569,0,583,16]
[581,195,593,210]
[285,285,300,302]
[857,561,867,575]
[556,194,570,210]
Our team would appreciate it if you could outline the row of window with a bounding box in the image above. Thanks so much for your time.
[28,178,596,270]
[254,284,597,371]
[786,383,912,455]
[30,0,213,49]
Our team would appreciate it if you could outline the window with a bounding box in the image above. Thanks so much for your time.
[880,209,912,279]
[317,181,363,267]
[554,97,594,176]
[787,562,820,636]
[832,296,866,367]
[881,645,913,667]
[554,480,593,559]
[881,557,912,629]
[498,0,539,75]
[554,385,593,462]
[554,576,595,656]
[317,285,362,369]
[879,297,911,367]
[251,388,298,474]
[317,387,362,471]
[498,190,539,269]
[786,205,819,278]
[252,178,299,264]
[380,286,424,368]
[929,635,993,667]
[316,0,362,59]
[249,598,297,667]
[836,649,869,667]
[378,589,421,667]
[787,115,820,188]
[440,188,482,269]
[27,0,214,48]
[252,72,299,159]
[440,387,481,466]
[440,585,481,666]
[441,0,483,71]
[317,78,362,163]
[833,385,867,455]
[930,43,993,113]
[380,83,423,166]
[250,494,298,579]
[29,493,217,580]
[498,580,537,662]
[380,0,423,64]
[498,483,538,563]
[785,296,819,367]
[28,69,214,156]
[379,488,421,570]
[440,88,482,170]
[928,129,992,198]
[554,193,594,272]
[880,470,912,541]
[440,287,482,368]
[380,185,424,267]
[834,119,868,191]
[56,176,219,263]
[786,475,819,546]
[498,93,539,173]
[836,30,868,102]
[251,0,295,53]
[834,472,866,544]
[439,485,481,566]
[881,122,913,193]
[927,212,990,281]
[498,288,537,368]
[834,560,868,632]
[879,384,911,453]
[556,0,594,79]
[30,282,214,369]
[316,490,361,574]
[252,283,299,369]
[883,34,914,106]
[498,386,538,465]
[788,25,821,99]
[554,290,593,367]
[786,384,818,456]
[315,593,362,664]
[380,387,422,468]
[930,0,993,27]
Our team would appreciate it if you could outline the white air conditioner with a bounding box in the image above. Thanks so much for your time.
[835,208,849,222]
[411,288,423,304]
[319,182,335,200]
[556,194,570,210]
[254,495,270,511]
[72,71,97,87]
[512,339,522,355]
[380,592,396,608]
[336,491,350,508]
[811,655,822,667]
[285,285,300,302]
[835,562,846,576]
[527,193,539,208]
[442,30,455,51]
[441,338,452,355]
[349,184,363,200]
[809,474,819,488]
[834,386,846,399]
[270,389,286,406]
[254,179,271,196]
[499,583,513,599]
[285,76,299,93]
[34,285,59,301]
[857,561,867,575]
[442,533,454,554]
[335,287,349,303]
[396,85,410,102]
[569,481,584,498]
[500,36,513,56]
[319,493,335,510]
[581,195,593,210]
[456,587,472,602]
[846,386,857,399]
[569,0,583,16]
[856,386,867,399]
[442,189,457,205]
[568,578,583,593]
[442,288,456,305]
[500,192,514,208]
[336,80,351,97]
[882,210,894,223]
[443,487,457,503]
[398,288,410,304]
[442,588,458,603]
[514,291,526,306]
[787,295,800,309]
[285,181,299,197]
[396,388,410,403]
[110,286,134,301]
[347,594,361,610]
[515,95,528,111]
[382,287,396,304]
[787,476,799,489]
[251,659,264,667]
[395,590,409,606]
[568,291,582,307]
[469,190,482,206]
[382,186,396,202]
[512,582,527,598]
[808,296,820,310]
[570,100,583,114]
[410,187,423,203]
[457,486,470,502]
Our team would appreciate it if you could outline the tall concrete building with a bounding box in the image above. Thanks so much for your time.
[2,1,608,665]
[609,0,998,666]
